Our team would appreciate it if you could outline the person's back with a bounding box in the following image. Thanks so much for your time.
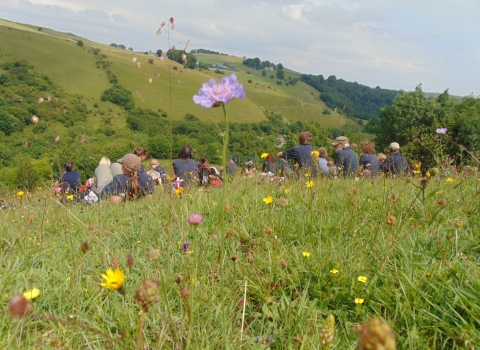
[111,162,123,177]
[173,159,198,181]
[226,162,237,175]
[360,153,379,176]
[102,173,154,197]
[93,164,113,193]
[385,153,408,176]
[335,147,358,177]
[61,162,81,192]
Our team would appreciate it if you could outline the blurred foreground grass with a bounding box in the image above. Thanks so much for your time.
[1,174,479,349]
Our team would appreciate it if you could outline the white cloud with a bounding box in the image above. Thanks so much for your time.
[282,4,305,20]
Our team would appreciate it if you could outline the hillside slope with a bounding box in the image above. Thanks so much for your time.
[0,19,353,128]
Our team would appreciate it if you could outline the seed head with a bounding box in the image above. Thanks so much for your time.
[127,255,134,269]
[420,177,429,187]
[147,249,160,261]
[319,314,335,345]
[386,215,397,225]
[9,295,28,318]
[81,242,89,254]
[357,317,396,350]
[181,287,191,299]
[135,280,160,313]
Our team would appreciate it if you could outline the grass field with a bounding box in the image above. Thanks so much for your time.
[0,20,356,127]
[1,173,479,349]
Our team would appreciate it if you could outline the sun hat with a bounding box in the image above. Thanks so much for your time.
[389,142,400,150]
[231,157,238,162]
[247,157,254,162]
[331,136,348,146]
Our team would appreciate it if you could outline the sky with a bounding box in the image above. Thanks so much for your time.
[3,0,479,96]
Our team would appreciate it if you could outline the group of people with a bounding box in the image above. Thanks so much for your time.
[57,132,410,202]
[238,132,409,179]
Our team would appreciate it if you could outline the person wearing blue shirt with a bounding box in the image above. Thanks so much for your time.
[332,136,358,177]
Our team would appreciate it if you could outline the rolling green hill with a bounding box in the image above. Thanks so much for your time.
[0,19,354,128]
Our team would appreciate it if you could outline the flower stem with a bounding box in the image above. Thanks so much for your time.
[135,311,146,350]
[219,103,229,283]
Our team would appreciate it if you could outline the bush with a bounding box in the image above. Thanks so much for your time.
[77,40,84,47]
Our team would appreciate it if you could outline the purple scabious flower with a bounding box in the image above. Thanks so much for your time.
[182,242,191,253]
[193,74,246,108]
[188,213,204,225]
[436,128,448,134]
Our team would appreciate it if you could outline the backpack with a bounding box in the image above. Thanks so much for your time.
[198,164,212,186]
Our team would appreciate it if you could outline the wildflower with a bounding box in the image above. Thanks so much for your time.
[100,268,125,293]
[294,163,299,168]
[319,314,335,345]
[436,128,448,134]
[148,78,153,84]
[182,242,191,253]
[420,177,429,187]
[174,187,183,196]
[23,288,41,300]
[415,163,421,169]
[303,251,310,257]
[311,150,320,157]
[261,152,269,159]
[277,198,288,207]
[17,191,25,197]
[135,280,160,312]
[447,177,455,183]
[188,213,204,225]
[9,295,28,317]
[355,298,365,304]
[330,269,339,275]
[284,189,290,194]
[305,173,311,177]
[357,317,396,350]
[437,198,447,206]
[353,188,359,195]
[193,74,246,108]
[263,196,273,205]
[67,195,74,201]
[436,191,443,195]
[358,276,368,283]
[181,287,191,299]
[306,181,314,188]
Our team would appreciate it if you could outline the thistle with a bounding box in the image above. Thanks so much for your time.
[135,280,160,313]
[357,317,396,350]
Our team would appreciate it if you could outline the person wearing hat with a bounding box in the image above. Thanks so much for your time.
[384,142,409,176]
[226,157,238,175]
[101,154,154,201]
[245,158,256,176]
[332,136,358,177]
[276,131,316,175]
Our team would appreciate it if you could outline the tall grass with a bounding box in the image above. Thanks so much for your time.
[1,174,479,348]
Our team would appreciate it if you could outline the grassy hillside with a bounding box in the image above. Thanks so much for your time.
[0,19,354,128]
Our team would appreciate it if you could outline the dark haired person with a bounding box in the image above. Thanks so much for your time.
[276,131,316,175]
[173,144,198,183]
[101,154,154,202]
[245,158,256,176]
[262,154,277,176]
[226,157,238,175]
[60,162,81,192]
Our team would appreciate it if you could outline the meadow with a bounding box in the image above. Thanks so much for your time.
[1,173,479,349]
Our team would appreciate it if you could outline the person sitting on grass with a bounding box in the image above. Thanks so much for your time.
[133,146,148,174]
[226,157,238,175]
[148,159,167,185]
[173,144,198,184]
[101,154,154,202]
[277,131,317,176]
[384,142,409,177]
[318,147,329,176]
[245,158,256,176]
[261,154,277,176]
[332,136,358,177]
[89,157,113,194]
[59,162,81,193]
[359,141,379,177]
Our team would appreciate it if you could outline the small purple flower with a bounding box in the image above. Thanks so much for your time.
[193,74,246,108]
[436,128,448,134]
[182,242,191,253]
[188,213,204,225]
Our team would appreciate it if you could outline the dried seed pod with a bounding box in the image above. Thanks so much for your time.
[9,295,27,318]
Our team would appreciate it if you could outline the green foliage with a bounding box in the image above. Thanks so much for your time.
[156,49,162,57]
[0,108,24,135]
[166,49,197,69]
[262,70,266,76]
[301,74,398,120]
[370,89,480,166]
[101,86,135,110]
[76,40,84,47]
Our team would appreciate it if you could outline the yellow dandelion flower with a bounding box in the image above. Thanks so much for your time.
[261,152,269,159]
[174,187,183,196]
[358,276,368,283]
[305,173,311,177]
[284,189,290,194]
[415,163,421,169]
[263,196,273,205]
[355,298,364,304]
[67,195,74,200]
[426,172,431,177]
[23,288,41,300]
[447,178,455,183]
[306,181,314,188]
[303,251,311,257]
[436,191,443,195]
[330,269,339,275]
[311,150,320,157]
[100,268,125,291]
[17,191,25,197]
